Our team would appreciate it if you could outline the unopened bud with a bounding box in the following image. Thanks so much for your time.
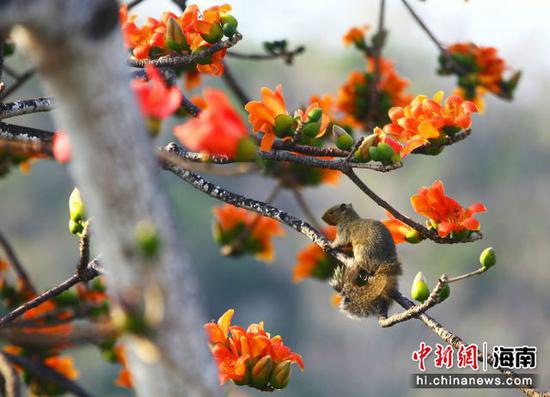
[302,121,321,138]
[69,188,86,222]
[165,17,188,52]
[250,355,273,388]
[405,229,422,244]
[480,247,496,270]
[376,142,395,163]
[332,125,353,150]
[270,360,291,389]
[274,114,294,136]
[202,23,224,43]
[307,108,323,123]
[69,219,84,236]
[411,272,430,303]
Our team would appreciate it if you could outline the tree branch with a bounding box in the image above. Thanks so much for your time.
[0,69,35,101]
[0,97,54,120]
[0,259,102,327]
[128,33,242,68]
[162,152,354,267]
[4,353,94,397]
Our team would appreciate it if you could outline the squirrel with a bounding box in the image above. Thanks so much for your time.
[322,203,402,318]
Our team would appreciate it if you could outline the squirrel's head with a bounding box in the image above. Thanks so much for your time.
[322,203,356,226]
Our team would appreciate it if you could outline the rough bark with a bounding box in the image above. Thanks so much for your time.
[0,1,218,396]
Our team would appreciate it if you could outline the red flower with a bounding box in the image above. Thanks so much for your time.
[173,88,248,157]
[131,65,182,119]
[381,211,416,244]
[410,180,486,238]
[52,131,71,164]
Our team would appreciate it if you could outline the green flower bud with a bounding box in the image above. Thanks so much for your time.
[376,142,395,163]
[274,114,294,136]
[307,108,323,123]
[368,146,381,162]
[69,188,86,222]
[212,222,224,244]
[405,229,422,244]
[480,247,496,270]
[235,137,258,161]
[135,220,161,259]
[250,355,273,388]
[202,23,224,44]
[333,125,354,150]
[411,272,430,303]
[69,219,84,236]
[353,149,369,163]
[302,121,321,138]
[3,41,15,57]
[270,360,291,389]
[165,17,188,52]
[222,23,237,38]
[220,13,238,30]
[438,283,450,301]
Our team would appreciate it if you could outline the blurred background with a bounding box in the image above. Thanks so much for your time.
[1,0,549,396]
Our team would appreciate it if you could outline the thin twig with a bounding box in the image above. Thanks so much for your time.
[0,69,36,101]
[227,45,305,65]
[4,353,95,397]
[221,61,250,107]
[0,230,36,295]
[128,33,242,68]
[447,267,486,283]
[0,259,102,327]
[378,275,447,327]
[76,223,90,277]
[401,0,466,76]
[345,169,482,244]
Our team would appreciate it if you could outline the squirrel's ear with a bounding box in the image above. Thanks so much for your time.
[340,203,347,210]
[348,203,353,208]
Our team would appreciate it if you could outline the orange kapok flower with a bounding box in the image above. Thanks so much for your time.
[204,309,304,386]
[174,88,248,157]
[293,227,337,283]
[410,180,486,238]
[131,65,182,119]
[213,205,285,262]
[245,84,288,151]
[342,25,369,47]
[381,211,416,244]
[44,356,79,380]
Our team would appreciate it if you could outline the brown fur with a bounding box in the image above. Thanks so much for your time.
[323,203,402,318]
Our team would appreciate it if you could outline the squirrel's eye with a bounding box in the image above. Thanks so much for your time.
[340,203,347,210]
[355,270,370,286]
